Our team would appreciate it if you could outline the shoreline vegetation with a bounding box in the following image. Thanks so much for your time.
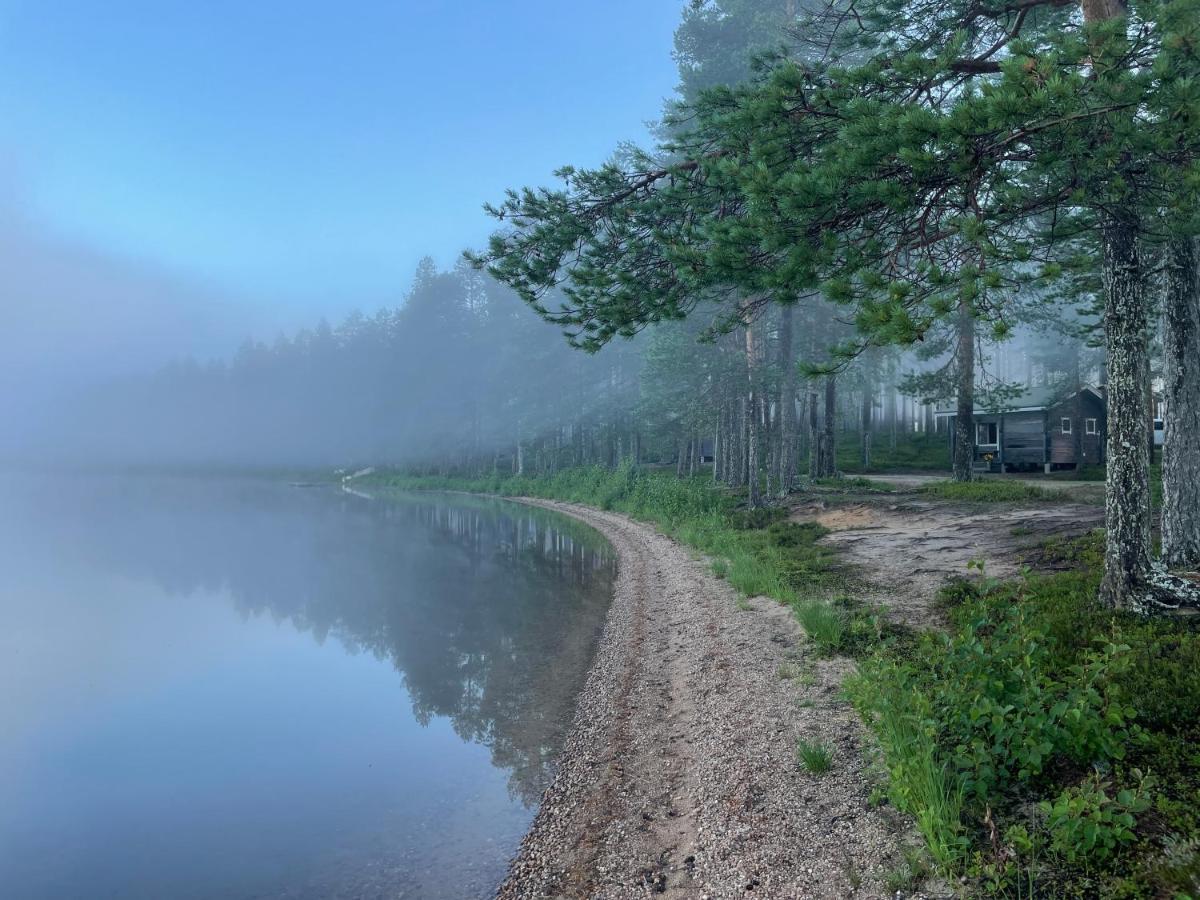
[367,465,1200,898]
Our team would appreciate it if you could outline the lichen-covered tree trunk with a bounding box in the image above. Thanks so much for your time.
[1098,217,1153,609]
[777,303,798,495]
[1162,235,1200,570]
[953,300,976,482]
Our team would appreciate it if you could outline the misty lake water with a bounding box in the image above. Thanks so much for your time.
[0,475,615,899]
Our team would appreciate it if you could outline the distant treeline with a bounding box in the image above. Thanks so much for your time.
[41,252,1091,484]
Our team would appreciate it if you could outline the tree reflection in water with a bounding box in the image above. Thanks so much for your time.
[38,476,616,805]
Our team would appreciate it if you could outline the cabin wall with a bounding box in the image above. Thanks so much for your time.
[1049,394,1106,467]
[968,411,1046,471]
[998,412,1046,467]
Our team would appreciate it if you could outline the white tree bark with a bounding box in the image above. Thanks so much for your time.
[1098,218,1153,609]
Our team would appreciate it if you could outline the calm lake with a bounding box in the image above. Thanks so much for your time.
[0,475,615,899]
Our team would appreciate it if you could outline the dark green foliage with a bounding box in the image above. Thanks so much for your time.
[851,534,1200,895]
[1041,772,1155,864]
[727,506,788,530]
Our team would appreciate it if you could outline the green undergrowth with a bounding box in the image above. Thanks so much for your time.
[368,463,894,657]
[813,475,899,493]
[835,430,950,474]
[919,479,1056,503]
[849,531,1200,897]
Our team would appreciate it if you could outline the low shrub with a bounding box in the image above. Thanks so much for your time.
[1041,771,1154,864]
[852,536,1200,895]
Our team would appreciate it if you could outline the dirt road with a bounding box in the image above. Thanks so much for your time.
[499,499,922,899]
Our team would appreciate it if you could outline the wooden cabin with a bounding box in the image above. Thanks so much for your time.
[935,385,1107,473]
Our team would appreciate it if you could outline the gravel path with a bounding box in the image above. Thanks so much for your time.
[497,499,924,900]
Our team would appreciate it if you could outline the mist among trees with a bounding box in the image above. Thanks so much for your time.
[11,0,1198,615]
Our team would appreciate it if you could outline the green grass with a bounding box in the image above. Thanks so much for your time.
[813,474,898,492]
[918,478,1055,502]
[796,738,834,774]
[850,530,1200,896]
[835,429,950,474]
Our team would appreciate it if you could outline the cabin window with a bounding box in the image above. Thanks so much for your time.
[1061,417,1072,434]
[976,422,998,446]
[1085,418,1098,435]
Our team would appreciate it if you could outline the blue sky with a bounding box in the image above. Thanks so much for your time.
[0,0,682,326]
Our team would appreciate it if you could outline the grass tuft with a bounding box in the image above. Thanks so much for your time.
[796,738,833,774]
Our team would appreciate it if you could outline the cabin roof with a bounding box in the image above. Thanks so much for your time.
[934,384,1104,417]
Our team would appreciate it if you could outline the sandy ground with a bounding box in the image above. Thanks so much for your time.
[497,499,928,900]
[791,492,1105,628]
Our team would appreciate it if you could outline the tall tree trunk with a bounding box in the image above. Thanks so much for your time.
[889,386,898,452]
[730,395,744,487]
[821,375,837,477]
[1098,216,1153,609]
[807,384,821,479]
[861,379,873,468]
[1148,378,1157,467]
[778,304,798,495]
[1078,0,1153,609]
[745,322,762,507]
[1162,236,1200,569]
[953,300,976,482]
[714,409,723,484]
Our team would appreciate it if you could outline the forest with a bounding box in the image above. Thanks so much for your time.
[54,0,1199,617]
[14,0,1200,894]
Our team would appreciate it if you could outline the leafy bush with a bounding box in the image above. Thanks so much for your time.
[836,430,949,473]
[932,602,1140,801]
[851,567,1160,884]
[1041,771,1154,863]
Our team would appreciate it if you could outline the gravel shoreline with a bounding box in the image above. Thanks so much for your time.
[497,499,926,900]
